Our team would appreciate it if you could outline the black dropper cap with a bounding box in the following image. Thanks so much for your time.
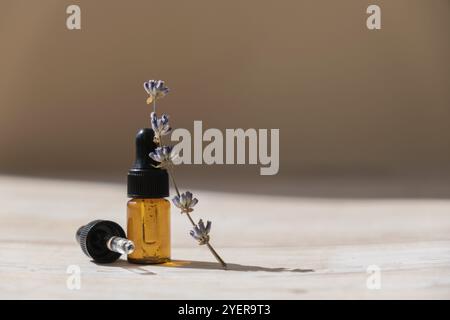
[127,128,169,198]
[76,220,127,263]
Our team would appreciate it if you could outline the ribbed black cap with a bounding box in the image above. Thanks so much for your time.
[76,220,126,263]
[127,128,169,198]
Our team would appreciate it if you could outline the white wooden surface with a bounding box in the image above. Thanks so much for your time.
[0,175,449,299]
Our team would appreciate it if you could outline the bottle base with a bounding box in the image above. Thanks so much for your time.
[127,257,171,265]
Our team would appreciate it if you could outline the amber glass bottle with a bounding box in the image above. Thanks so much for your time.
[127,128,171,264]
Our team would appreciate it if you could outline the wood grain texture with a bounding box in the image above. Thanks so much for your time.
[0,175,449,299]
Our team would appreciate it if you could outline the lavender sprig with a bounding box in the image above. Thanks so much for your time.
[145,80,227,269]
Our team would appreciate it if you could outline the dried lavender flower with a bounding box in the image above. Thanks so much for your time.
[142,79,226,269]
[172,191,199,214]
[144,80,170,105]
[149,146,177,169]
[151,112,171,144]
[190,219,211,245]
[189,219,227,269]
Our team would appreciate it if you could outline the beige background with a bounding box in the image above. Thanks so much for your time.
[0,0,449,191]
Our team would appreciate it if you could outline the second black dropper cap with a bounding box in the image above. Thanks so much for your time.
[127,128,169,198]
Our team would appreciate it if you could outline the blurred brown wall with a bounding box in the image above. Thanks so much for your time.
[0,0,449,181]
